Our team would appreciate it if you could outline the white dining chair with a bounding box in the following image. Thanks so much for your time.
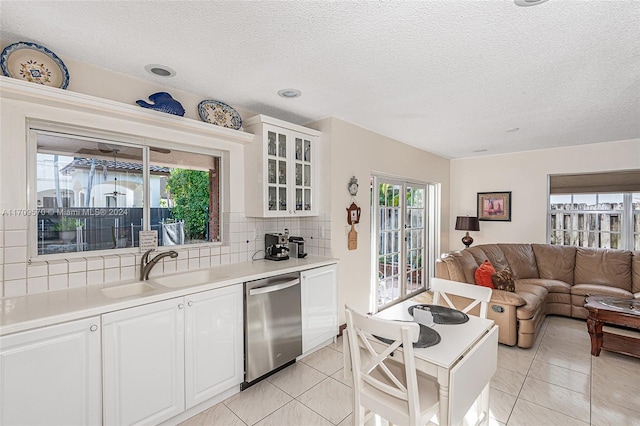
[431,277,492,318]
[345,305,439,426]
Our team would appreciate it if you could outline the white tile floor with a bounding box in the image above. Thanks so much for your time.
[181,316,640,426]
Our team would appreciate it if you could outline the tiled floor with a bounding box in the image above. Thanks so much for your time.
[180,316,640,426]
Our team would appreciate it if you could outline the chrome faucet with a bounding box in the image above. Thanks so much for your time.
[140,249,179,281]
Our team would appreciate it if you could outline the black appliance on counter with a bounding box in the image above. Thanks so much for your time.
[265,233,289,261]
[288,236,307,258]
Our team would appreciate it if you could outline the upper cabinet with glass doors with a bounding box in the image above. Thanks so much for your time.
[243,115,320,217]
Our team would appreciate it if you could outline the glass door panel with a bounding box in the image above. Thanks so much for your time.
[268,159,276,184]
[278,187,287,211]
[405,185,425,295]
[293,135,313,213]
[267,131,277,156]
[278,134,287,158]
[374,178,428,310]
[304,189,311,210]
[377,182,402,307]
[295,138,303,161]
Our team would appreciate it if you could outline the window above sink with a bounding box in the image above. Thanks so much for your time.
[28,123,224,258]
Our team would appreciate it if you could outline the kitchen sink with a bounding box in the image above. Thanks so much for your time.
[154,269,228,288]
[101,282,156,299]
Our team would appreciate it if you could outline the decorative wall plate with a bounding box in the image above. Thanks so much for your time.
[1,41,69,89]
[198,99,242,130]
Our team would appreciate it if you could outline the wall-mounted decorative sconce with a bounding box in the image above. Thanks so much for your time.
[455,216,480,248]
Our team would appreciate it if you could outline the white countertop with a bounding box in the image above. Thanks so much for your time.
[0,255,339,336]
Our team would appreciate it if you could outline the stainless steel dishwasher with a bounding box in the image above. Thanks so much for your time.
[243,272,302,388]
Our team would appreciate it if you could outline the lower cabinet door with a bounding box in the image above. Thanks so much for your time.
[0,316,102,426]
[301,264,338,353]
[185,284,244,408]
[102,297,185,425]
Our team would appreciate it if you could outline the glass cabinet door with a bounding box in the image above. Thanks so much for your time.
[293,135,313,212]
[266,128,288,212]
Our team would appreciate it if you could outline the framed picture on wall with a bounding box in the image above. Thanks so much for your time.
[477,191,511,221]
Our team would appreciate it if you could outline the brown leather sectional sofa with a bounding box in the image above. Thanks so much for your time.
[435,244,640,348]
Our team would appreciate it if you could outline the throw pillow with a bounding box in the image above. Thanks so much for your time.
[492,268,516,292]
[475,260,496,288]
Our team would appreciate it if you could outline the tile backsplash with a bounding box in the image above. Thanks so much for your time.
[0,212,332,297]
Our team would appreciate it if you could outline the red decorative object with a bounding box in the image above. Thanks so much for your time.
[474,260,496,288]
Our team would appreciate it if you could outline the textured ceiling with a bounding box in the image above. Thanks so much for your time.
[1,1,639,159]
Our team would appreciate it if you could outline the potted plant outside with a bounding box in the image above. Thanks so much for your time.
[53,217,83,242]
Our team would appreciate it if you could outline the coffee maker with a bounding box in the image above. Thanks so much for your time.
[265,233,290,261]
[288,236,307,258]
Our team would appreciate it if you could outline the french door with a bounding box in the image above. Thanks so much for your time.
[372,176,432,310]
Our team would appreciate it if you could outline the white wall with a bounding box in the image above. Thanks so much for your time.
[310,118,451,322]
[449,139,640,248]
[62,57,256,125]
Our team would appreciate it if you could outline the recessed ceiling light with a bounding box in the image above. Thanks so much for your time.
[473,149,488,153]
[144,64,176,77]
[278,88,301,98]
[506,127,520,133]
[514,0,549,6]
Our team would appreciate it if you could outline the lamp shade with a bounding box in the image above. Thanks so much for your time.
[455,216,480,232]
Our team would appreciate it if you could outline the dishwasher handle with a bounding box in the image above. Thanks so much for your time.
[249,278,300,296]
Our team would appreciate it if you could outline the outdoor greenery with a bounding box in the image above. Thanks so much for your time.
[165,168,210,240]
[53,216,83,231]
[378,183,424,207]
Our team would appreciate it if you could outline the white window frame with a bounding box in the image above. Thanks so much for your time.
[27,121,225,261]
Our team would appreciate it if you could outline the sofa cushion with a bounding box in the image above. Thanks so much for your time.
[574,247,632,291]
[632,251,640,294]
[514,289,547,320]
[499,244,539,279]
[469,244,510,271]
[439,253,466,283]
[517,278,572,294]
[491,289,527,306]
[475,260,496,288]
[532,244,576,284]
[515,282,549,299]
[570,284,634,299]
[450,250,481,284]
[492,268,515,292]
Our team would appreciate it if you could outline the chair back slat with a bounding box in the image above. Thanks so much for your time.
[431,277,492,318]
[345,305,441,426]
[345,306,421,415]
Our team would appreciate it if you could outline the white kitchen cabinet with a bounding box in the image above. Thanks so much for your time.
[102,284,243,425]
[0,316,102,426]
[301,264,338,354]
[244,115,320,217]
[102,297,185,426]
[185,284,244,408]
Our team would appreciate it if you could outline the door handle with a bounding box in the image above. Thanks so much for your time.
[249,279,300,296]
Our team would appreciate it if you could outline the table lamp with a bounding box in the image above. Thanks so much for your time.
[455,216,480,248]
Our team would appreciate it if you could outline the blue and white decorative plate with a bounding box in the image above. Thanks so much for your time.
[1,41,70,89]
[198,99,242,130]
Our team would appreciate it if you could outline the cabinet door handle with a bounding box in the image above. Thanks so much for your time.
[178,303,184,309]
[187,301,193,307]
[90,325,98,332]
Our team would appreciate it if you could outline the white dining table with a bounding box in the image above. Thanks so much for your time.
[344,300,498,426]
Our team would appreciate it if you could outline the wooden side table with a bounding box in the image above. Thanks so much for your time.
[585,296,640,358]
